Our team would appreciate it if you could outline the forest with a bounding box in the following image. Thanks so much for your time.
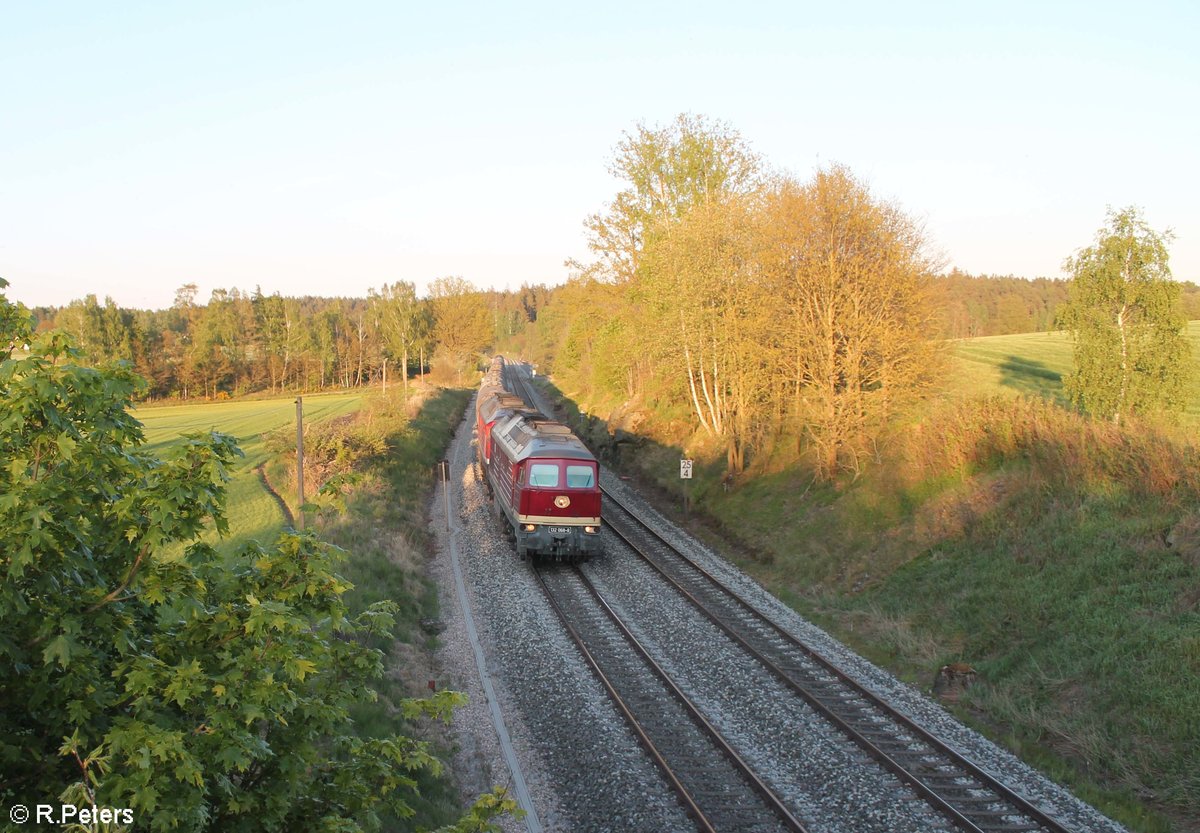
[8,113,1199,832]
[25,281,553,399]
[25,266,1198,404]
[18,116,1199,483]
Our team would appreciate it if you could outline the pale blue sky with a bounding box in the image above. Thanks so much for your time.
[2,1,1197,310]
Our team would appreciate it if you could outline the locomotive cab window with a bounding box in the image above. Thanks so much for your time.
[528,463,560,488]
[566,464,595,488]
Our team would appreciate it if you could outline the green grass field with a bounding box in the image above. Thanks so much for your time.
[136,392,364,552]
[948,321,1200,419]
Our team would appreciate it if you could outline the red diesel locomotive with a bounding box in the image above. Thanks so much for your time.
[476,357,602,560]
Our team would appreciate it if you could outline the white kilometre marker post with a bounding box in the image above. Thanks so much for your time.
[680,457,693,517]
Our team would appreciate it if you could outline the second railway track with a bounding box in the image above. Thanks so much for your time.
[598,487,1075,833]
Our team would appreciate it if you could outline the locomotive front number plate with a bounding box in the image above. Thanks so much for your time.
[548,526,571,534]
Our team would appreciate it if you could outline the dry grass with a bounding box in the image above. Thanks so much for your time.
[893,396,1200,504]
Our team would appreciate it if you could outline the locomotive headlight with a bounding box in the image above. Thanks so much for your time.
[523,524,537,532]
[584,525,599,534]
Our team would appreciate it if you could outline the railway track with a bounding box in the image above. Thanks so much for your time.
[534,563,808,833]
[598,489,1076,833]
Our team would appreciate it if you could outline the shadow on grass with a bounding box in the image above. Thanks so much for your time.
[298,385,474,829]
[998,355,1069,405]
[533,372,1194,833]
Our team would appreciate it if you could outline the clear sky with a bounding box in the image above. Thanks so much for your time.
[2,1,1197,311]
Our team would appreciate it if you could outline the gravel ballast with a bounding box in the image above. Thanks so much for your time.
[596,472,1131,833]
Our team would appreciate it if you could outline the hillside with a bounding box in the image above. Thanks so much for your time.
[534,325,1200,833]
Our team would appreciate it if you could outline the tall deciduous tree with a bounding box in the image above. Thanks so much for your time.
[641,194,772,474]
[572,113,764,413]
[53,295,135,366]
[581,113,761,285]
[370,281,420,393]
[427,276,491,378]
[252,288,289,392]
[1059,207,1190,424]
[761,167,941,477]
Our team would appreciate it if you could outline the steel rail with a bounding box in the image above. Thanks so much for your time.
[599,487,1074,833]
[535,565,810,833]
[532,567,718,833]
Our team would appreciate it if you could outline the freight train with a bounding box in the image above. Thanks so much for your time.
[476,357,602,560]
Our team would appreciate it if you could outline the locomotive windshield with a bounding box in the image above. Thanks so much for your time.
[528,463,560,487]
[566,464,595,488]
[526,462,596,489]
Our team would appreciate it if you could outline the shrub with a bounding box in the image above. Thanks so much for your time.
[0,283,512,832]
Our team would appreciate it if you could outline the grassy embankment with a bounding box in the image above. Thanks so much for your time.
[140,385,476,829]
[536,323,1200,833]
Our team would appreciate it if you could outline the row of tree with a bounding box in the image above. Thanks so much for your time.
[31,279,553,399]
[22,115,1196,456]
[511,115,1194,477]
[28,240,1195,416]
[515,115,943,478]
[936,271,1071,338]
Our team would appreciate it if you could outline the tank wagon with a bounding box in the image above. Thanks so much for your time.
[476,357,602,560]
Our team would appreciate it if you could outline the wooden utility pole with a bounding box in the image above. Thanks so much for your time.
[296,397,305,531]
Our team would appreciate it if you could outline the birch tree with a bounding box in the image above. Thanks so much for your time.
[580,114,763,405]
[581,113,761,285]
[642,195,774,474]
[253,288,288,392]
[1059,207,1190,424]
[370,281,420,393]
[428,276,491,377]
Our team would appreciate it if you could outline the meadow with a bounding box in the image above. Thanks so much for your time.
[946,321,1200,419]
[141,385,477,826]
[136,392,364,552]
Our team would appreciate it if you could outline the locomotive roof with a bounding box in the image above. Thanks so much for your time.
[494,413,596,463]
[477,389,537,424]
